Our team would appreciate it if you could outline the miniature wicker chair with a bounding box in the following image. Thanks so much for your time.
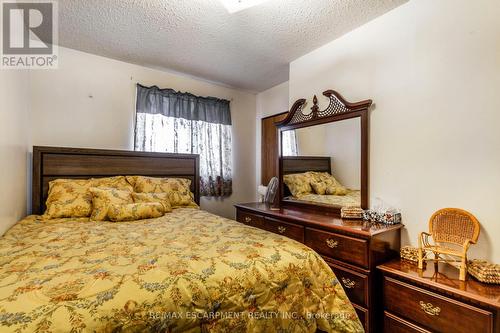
[417,208,480,281]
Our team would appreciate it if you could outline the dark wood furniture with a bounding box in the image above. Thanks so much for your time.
[281,156,331,175]
[276,90,372,214]
[261,112,288,185]
[32,146,200,214]
[378,260,500,333]
[235,202,402,332]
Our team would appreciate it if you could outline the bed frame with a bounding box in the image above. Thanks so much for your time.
[32,146,200,215]
[280,156,331,175]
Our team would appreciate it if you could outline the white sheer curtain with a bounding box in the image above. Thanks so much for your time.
[134,83,233,197]
[282,130,298,156]
[135,113,232,196]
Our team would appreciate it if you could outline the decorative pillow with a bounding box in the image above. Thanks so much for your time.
[126,176,191,192]
[131,192,173,212]
[43,179,93,219]
[283,173,313,198]
[127,176,197,208]
[310,181,328,195]
[90,176,133,192]
[306,171,348,196]
[107,202,166,222]
[89,187,133,221]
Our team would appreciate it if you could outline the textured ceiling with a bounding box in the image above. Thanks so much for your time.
[56,0,407,92]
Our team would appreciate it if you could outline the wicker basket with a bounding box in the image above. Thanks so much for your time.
[400,246,419,263]
[467,259,500,284]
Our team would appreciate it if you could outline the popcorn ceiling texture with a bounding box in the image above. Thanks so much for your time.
[57,0,406,92]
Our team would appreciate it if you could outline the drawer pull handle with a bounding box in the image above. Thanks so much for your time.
[341,277,356,289]
[277,226,287,234]
[419,301,441,316]
[326,238,339,248]
[244,217,252,223]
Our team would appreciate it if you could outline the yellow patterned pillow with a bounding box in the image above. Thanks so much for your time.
[107,202,166,222]
[131,192,173,212]
[90,176,133,192]
[283,173,313,198]
[306,171,348,196]
[89,187,133,221]
[127,176,197,208]
[310,181,327,195]
[43,179,93,219]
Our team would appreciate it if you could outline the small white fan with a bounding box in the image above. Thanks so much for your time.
[264,177,278,204]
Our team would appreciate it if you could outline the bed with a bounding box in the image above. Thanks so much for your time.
[0,147,362,333]
[281,156,361,208]
[295,190,360,207]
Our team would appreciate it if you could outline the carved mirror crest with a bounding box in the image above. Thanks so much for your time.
[277,90,373,214]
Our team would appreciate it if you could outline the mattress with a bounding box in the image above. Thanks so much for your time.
[0,208,362,333]
[289,190,361,207]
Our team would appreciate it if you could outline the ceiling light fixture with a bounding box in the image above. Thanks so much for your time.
[219,0,270,13]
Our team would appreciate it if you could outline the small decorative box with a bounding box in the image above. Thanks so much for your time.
[400,246,419,263]
[341,206,364,219]
[467,259,500,284]
[363,209,401,225]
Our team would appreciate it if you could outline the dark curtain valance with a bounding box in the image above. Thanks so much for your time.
[136,84,231,125]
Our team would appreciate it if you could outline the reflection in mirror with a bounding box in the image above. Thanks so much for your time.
[281,117,361,208]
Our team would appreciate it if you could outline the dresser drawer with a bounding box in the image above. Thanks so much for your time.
[236,210,264,228]
[384,311,431,333]
[305,228,368,268]
[353,304,369,332]
[329,262,368,307]
[384,277,494,333]
[263,217,304,242]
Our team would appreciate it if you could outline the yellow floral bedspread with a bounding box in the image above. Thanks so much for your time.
[0,208,362,333]
[290,190,361,208]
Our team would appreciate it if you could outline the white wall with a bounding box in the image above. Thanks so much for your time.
[0,70,30,235]
[29,47,257,219]
[255,81,289,189]
[325,119,361,189]
[289,0,500,262]
[294,126,327,157]
[290,119,361,189]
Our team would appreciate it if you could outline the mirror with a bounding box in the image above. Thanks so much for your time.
[281,118,361,208]
[277,90,371,213]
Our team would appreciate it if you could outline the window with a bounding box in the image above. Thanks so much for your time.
[282,130,298,156]
[134,84,232,197]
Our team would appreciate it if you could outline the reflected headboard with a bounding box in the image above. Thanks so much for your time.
[32,146,200,215]
[281,156,331,175]
[280,156,331,197]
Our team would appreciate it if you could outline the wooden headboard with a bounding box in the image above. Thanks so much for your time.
[281,156,331,175]
[32,146,200,215]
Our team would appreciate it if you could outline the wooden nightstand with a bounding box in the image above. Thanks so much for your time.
[235,202,402,332]
[378,259,500,333]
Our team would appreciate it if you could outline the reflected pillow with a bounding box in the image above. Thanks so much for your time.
[127,176,197,208]
[132,192,173,212]
[306,171,348,196]
[283,173,313,198]
[89,187,133,221]
[107,202,166,222]
[43,179,93,219]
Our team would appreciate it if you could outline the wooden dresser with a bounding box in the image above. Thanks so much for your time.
[235,202,402,332]
[378,260,500,333]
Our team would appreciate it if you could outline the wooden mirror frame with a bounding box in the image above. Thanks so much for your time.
[276,89,373,214]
